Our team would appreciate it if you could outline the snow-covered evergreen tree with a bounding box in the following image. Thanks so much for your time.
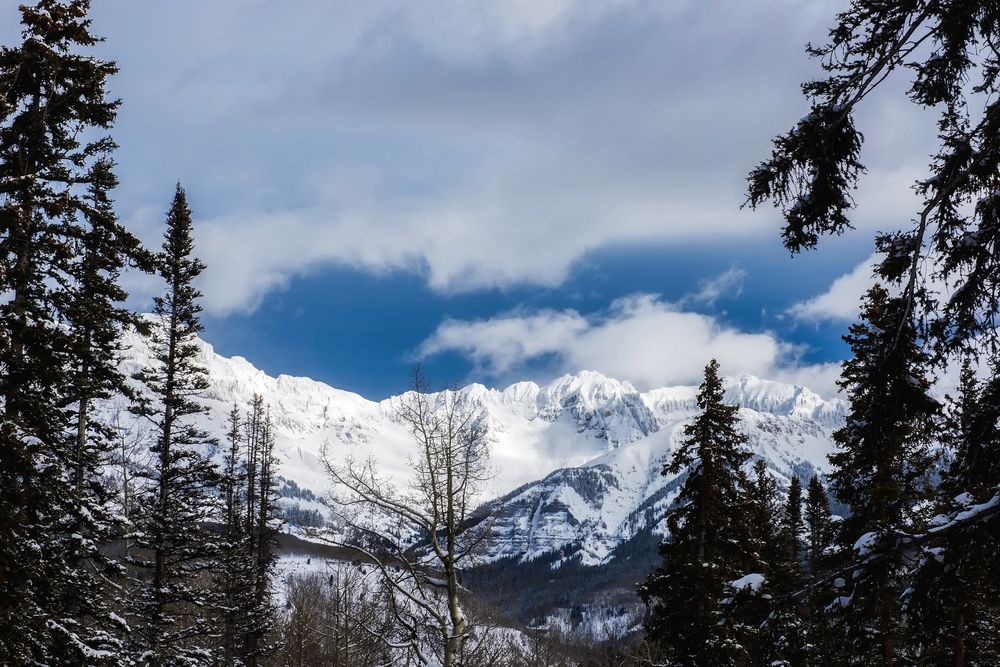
[216,404,253,666]
[0,2,142,662]
[243,406,281,665]
[639,359,753,665]
[826,284,938,664]
[804,474,832,577]
[128,185,222,666]
[906,359,1000,664]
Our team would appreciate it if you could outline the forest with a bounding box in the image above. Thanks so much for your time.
[2,1,1000,666]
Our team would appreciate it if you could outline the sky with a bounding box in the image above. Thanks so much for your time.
[2,0,944,399]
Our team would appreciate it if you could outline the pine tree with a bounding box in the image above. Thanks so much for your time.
[0,2,142,662]
[804,475,832,576]
[827,285,938,665]
[639,359,752,665]
[129,185,221,666]
[784,475,805,562]
[906,359,1000,665]
[217,404,252,666]
[243,407,281,665]
[215,397,281,666]
[740,462,808,667]
[800,474,836,663]
[746,460,787,574]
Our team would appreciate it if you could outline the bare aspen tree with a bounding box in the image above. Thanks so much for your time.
[108,401,151,559]
[321,367,496,667]
[277,566,395,667]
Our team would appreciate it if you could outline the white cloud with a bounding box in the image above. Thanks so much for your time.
[416,309,589,376]
[0,0,938,315]
[686,266,747,306]
[417,294,841,395]
[786,255,876,323]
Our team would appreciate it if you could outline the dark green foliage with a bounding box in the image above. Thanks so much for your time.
[825,284,938,664]
[804,475,832,577]
[829,285,937,538]
[639,359,752,665]
[214,397,282,667]
[905,358,1000,664]
[746,0,1000,357]
[784,475,805,563]
[243,402,282,665]
[746,459,788,575]
[217,405,251,666]
[0,2,143,663]
[732,463,810,667]
[129,186,222,665]
[944,359,1000,500]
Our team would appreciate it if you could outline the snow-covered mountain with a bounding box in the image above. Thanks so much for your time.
[112,327,845,569]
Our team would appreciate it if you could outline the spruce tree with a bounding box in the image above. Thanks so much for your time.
[216,397,280,666]
[217,404,252,666]
[639,359,752,665]
[906,359,1000,665]
[129,185,221,666]
[784,475,805,562]
[740,462,808,667]
[0,2,142,662]
[801,474,835,661]
[804,474,832,576]
[827,284,938,665]
[746,459,788,575]
[243,406,281,665]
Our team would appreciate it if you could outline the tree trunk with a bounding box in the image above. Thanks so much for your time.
[954,608,965,667]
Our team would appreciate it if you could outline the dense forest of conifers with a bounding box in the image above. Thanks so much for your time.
[2,1,1000,666]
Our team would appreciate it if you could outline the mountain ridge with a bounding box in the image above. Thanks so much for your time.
[113,324,845,568]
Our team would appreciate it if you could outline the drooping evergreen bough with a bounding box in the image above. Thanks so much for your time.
[0,2,144,663]
[746,7,1000,661]
[745,2,1000,360]
[639,359,753,665]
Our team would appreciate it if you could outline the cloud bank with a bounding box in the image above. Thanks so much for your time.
[417,293,842,396]
[0,0,939,315]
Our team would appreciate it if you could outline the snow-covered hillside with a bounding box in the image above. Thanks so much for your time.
[113,327,845,567]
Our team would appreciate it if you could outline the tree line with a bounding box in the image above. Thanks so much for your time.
[4,1,1000,666]
[0,3,284,664]
[637,2,1000,665]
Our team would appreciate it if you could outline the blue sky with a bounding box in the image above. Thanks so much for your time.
[2,1,940,398]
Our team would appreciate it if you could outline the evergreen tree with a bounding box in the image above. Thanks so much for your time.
[741,462,808,667]
[784,475,805,562]
[217,404,252,666]
[129,185,221,666]
[639,359,752,665]
[746,459,788,575]
[804,475,832,576]
[215,397,281,666]
[745,2,1000,360]
[243,406,281,665]
[906,359,1000,665]
[827,285,938,665]
[0,2,142,662]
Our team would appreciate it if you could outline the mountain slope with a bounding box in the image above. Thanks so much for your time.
[111,327,844,568]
